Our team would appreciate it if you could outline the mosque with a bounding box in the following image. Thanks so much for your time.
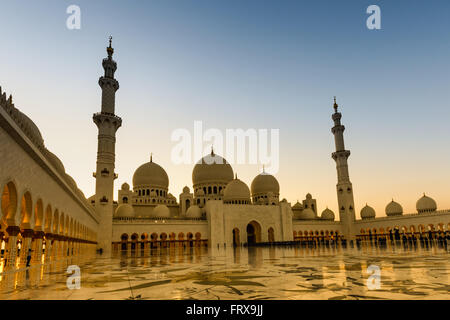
[0,39,449,266]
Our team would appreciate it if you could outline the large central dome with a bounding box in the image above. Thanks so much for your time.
[133,158,169,189]
[192,150,234,186]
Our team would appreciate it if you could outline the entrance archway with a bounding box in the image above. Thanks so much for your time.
[246,221,261,245]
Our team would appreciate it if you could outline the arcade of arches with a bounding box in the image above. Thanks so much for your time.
[0,181,97,272]
[113,231,207,252]
[356,223,450,248]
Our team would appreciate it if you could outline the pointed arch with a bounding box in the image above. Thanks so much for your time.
[19,191,33,229]
[34,198,44,230]
[1,181,18,224]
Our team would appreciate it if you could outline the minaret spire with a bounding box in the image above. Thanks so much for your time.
[331,98,356,243]
[107,36,114,59]
[93,37,122,255]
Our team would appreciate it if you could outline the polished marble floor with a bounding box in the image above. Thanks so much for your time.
[0,244,449,300]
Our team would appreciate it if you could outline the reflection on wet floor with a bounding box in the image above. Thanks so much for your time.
[0,244,449,300]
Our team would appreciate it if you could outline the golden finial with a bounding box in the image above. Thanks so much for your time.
[150,152,153,162]
[211,145,215,156]
[333,96,338,113]
[107,36,114,57]
[262,164,265,173]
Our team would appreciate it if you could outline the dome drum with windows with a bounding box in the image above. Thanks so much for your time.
[132,155,169,198]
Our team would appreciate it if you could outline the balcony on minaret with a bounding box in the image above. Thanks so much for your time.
[93,112,122,130]
[332,150,351,161]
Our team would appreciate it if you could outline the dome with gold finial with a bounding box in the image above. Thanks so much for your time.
[385,199,403,216]
[250,166,280,197]
[223,174,251,204]
[133,154,169,189]
[192,149,233,186]
[360,204,376,219]
[321,208,335,220]
[416,193,437,213]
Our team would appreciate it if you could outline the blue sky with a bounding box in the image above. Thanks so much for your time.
[1,0,449,217]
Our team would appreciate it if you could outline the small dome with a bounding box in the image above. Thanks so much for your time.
[192,151,234,186]
[133,160,169,189]
[182,186,190,193]
[185,205,202,218]
[152,204,170,218]
[360,204,376,219]
[306,193,312,200]
[321,208,335,220]
[292,201,303,210]
[115,204,134,218]
[223,177,251,203]
[14,108,45,148]
[76,188,86,200]
[196,188,205,196]
[416,194,437,213]
[43,149,65,174]
[298,208,315,220]
[385,200,403,216]
[121,183,130,191]
[251,173,280,196]
[65,174,77,190]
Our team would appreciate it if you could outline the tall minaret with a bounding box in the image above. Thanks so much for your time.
[93,37,122,254]
[331,97,355,242]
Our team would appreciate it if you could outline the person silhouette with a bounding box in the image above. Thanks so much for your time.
[26,248,32,267]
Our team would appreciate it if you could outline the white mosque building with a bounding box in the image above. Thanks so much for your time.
[0,39,449,266]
